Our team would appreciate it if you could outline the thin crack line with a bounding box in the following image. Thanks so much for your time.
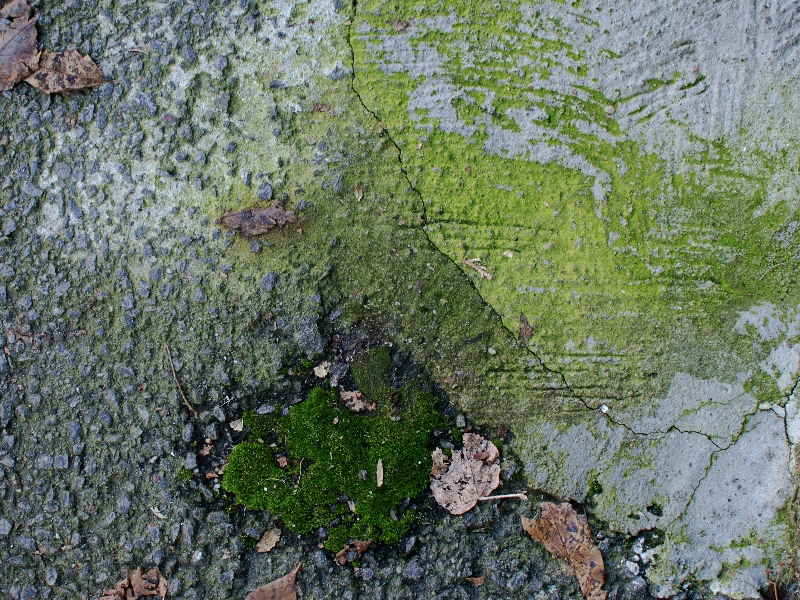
[343,3,737,451]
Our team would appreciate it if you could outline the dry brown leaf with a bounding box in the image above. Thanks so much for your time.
[25,50,105,93]
[245,563,301,600]
[256,529,280,553]
[334,539,371,566]
[1,0,29,18]
[277,456,288,468]
[0,0,39,92]
[102,566,167,600]
[522,503,607,600]
[149,506,167,520]
[465,574,486,587]
[430,433,501,515]
[230,418,244,432]
[198,444,212,456]
[311,102,330,113]
[376,458,384,488]
[355,185,363,201]
[219,200,298,236]
[392,20,409,31]
[313,361,331,378]
[519,312,534,343]
[339,389,373,413]
[462,257,493,279]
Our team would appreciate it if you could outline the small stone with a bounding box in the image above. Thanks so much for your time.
[261,272,277,292]
[257,182,273,200]
[184,453,197,469]
[249,239,260,254]
[214,406,226,422]
[179,124,193,141]
[54,454,69,469]
[629,576,647,596]
[623,560,640,579]
[0,517,11,535]
[358,567,374,581]
[455,414,466,428]
[45,567,58,586]
[117,496,131,514]
[191,550,204,565]
[402,561,424,581]
[214,55,228,71]
[21,182,42,198]
[487,347,497,355]
[192,288,207,303]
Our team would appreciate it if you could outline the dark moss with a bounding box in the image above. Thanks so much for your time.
[223,348,444,547]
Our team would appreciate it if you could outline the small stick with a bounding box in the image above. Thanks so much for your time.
[165,343,197,416]
[477,493,528,501]
[759,262,786,281]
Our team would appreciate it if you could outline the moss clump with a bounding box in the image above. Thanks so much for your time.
[223,348,444,546]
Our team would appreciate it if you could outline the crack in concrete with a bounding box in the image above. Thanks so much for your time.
[345,1,768,506]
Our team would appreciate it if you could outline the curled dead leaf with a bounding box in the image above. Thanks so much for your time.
[430,433,500,515]
[256,529,280,553]
[102,566,167,600]
[230,418,244,432]
[520,312,534,342]
[24,49,105,93]
[355,185,363,201]
[245,563,301,600]
[0,0,39,92]
[522,503,607,600]
[149,506,167,520]
[277,456,288,468]
[462,257,493,279]
[334,539,371,566]
[311,102,331,112]
[219,200,297,236]
[314,361,331,378]
[376,458,384,488]
[339,389,373,413]
[392,19,409,31]
[465,574,486,587]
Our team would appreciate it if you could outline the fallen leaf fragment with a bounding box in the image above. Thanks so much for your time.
[314,361,331,378]
[101,566,167,600]
[376,458,384,488]
[311,102,330,112]
[0,0,39,92]
[25,50,106,93]
[277,456,288,468]
[149,506,167,520]
[335,539,371,566]
[519,312,534,343]
[392,19,409,31]
[503,250,513,258]
[465,574,486,587]
[256,529,281,553]
[340,389,373,413]
[430,433,501,515]
[1,0,29,18]
[219,200,298,236]
[245,563,301,600]
[522,503,607,600]
[198,443,212,456]
[230,418,244,432]
[355,184,363,201]
[462,257,493,279]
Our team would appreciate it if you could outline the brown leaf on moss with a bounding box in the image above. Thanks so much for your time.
[519,312,534,342]
[311,102,330,113]
[24,50,106,93]
[245,563,301,600]
[461,257,493,279]
[376,458,384,488]
[335,539,372,566]
[430,433,501,515]
[339,389,374,413]
[355,184,363,201]
[0,0,39,92]
[256,529,280,553]
[392,20,409,31]
[465,573,486,587]
[521,503,607,600]
[101,566,167,600]
[219,200,298,236]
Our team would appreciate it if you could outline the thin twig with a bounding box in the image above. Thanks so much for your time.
[477,492,528,501]
[759,262,786,281]
[165,343,196,416]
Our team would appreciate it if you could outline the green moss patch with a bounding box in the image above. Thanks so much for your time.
[223,348,444,546]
